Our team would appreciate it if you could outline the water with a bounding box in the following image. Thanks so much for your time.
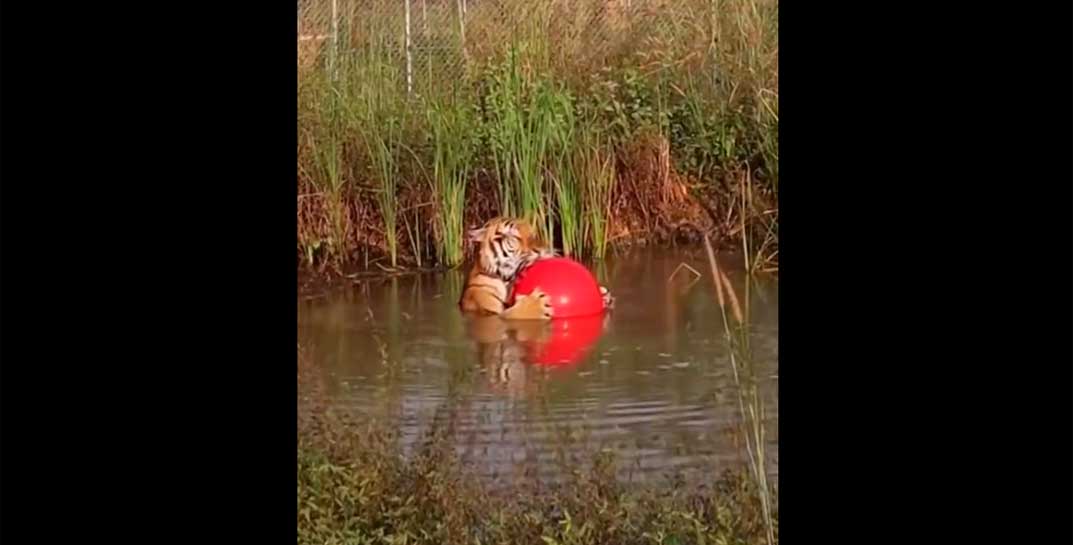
[298,248,778,486]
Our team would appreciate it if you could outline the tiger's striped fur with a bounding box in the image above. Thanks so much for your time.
[459,217,557,320]
[458,216,616,319]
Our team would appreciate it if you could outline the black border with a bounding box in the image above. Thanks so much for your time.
[781,3,1073,541]
[2,1,296,540]
[1,1,1070,542]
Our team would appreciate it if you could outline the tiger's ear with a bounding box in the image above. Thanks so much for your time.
[529,233,547,247]
[511,218,532,236]
[467,227,486,242]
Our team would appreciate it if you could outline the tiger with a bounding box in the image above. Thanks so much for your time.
[458,216,616,320]
[459,216,557,320]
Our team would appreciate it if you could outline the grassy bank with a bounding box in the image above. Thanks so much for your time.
[298,399,777,545]
[297,0,778,274]
[299,436,776,545]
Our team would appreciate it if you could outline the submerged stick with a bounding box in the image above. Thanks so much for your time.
[704,235,726,311]
[704,235,743,323]
[667,262,702,284]
[720,271,743,324]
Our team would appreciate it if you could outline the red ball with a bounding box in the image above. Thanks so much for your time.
[510,257,606,318]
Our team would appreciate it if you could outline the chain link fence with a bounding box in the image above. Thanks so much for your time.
[299,0,470,90]
[297,0,710,92]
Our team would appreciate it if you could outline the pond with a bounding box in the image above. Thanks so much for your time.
[298,247,778,488]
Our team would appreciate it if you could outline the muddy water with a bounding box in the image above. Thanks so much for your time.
[298,248,778,487]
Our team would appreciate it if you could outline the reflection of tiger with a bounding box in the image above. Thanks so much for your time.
[458,216,616,319]
[467,315,548,393]
[459,217,556,320]
[467,311,613,396]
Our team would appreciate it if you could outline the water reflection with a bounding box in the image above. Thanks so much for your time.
[464,313,611,397]
[298,248,778,484]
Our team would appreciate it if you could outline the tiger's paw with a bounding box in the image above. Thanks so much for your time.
[506,288,554,321]
[599,285,615,310]
[528,287,555,320]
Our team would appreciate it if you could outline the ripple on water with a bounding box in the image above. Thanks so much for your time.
[298,250,779,484]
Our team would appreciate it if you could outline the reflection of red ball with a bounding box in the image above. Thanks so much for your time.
[526,314,606,367]
[510,257,606,318]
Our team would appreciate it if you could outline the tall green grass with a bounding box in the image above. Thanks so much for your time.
[298,0,779,270]
[485,45,556,239]
[337,50,410,269]
[427,95,477,268]
[486,47,592,250]
[304,83,349,266]
[483,46,523,218]
[364,119,402,269]
[576,131,616,259]
[550,156,581,257]
[548,89,581,256]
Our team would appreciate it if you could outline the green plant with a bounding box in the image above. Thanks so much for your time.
[577,130,616,259]
[364,115,403,269]
[335,52,409,269]
[547,87,581,256]
[304,88,349,266]
[296,0,779,272]
[427,95,478,267]
[483,45,577,241]
[298,408,777,545]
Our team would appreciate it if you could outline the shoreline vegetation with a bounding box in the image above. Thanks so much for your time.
[298,419,778,545]
[298,335,779,545]
[298,0,778,280]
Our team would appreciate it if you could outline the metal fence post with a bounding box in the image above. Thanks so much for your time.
[405,0,414,96]
[330,0,339,81]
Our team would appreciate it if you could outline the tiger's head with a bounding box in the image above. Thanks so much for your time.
[468,216,556,280]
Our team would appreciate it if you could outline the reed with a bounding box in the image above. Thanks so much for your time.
[551,163,581,256]
[363,117,402,269]
[339,49,409,269]
[483,45,563,239]
[427,95,478,267]
[578,131,616,259]
[483,44,525,218]
[304,85,350,267]
[548,89,581,256]
[704,234,775,545]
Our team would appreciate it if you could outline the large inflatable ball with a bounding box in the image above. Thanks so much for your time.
[510,257,606,319]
